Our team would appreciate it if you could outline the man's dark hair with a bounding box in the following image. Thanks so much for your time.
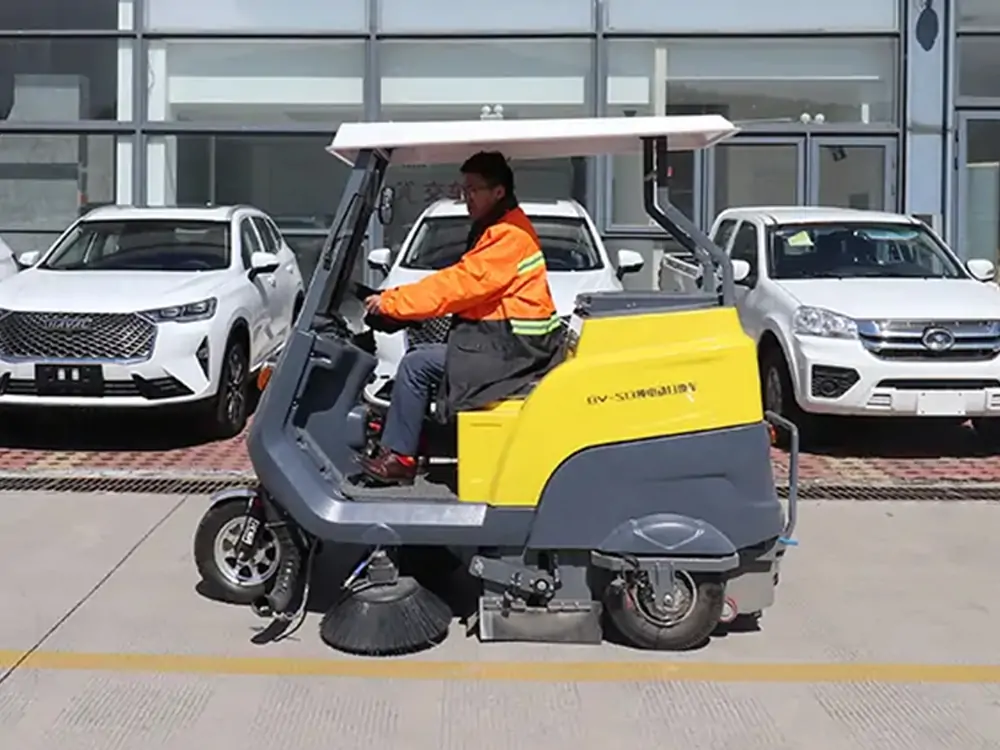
[460,151,515,196]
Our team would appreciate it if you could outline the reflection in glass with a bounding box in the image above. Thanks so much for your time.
[151,134,350,229]
[0,135,117,232]
[0,39,119,120]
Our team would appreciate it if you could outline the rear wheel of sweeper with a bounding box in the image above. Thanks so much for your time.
[604,569,724,651]
[194,500,294,605]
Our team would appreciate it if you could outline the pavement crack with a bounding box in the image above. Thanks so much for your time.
[0,493,190,687]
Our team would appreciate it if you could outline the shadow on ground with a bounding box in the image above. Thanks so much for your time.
[0,392,260,452]
[784,417,997,460]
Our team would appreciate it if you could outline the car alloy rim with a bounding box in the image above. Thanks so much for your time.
[225,347,247,426]
[214,516,281,587]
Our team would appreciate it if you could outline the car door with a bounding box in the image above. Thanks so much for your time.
[239,216,280,361]
[727,219,768,341]
[249,215,296,340]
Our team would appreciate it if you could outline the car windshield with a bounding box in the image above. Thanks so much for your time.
[767,222,964,280]
[41,219,231,272]
[399,215,604,272]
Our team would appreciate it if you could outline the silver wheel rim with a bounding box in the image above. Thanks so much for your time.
[765,366,783,415]
[224,347,247,427]
[213,516,281,587]
[635,570,698,628]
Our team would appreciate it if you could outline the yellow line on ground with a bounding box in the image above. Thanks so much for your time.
[1,650,998,683]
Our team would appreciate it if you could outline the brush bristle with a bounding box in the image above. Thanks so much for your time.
[320,577,452,656]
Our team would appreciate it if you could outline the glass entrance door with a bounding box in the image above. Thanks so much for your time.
[704,137,805,220]
[957,114,1000,263]
[703,135,897,223]
[807,137,897,211]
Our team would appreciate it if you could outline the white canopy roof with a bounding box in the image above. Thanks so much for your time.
[327,114,738,167]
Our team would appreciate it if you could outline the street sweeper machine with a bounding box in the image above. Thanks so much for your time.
[193,114,800,656]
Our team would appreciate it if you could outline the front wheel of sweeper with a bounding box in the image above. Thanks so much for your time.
[194,501,290,605]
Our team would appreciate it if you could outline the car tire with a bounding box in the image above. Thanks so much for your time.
[204,334,250,440]
[760,345,815,448]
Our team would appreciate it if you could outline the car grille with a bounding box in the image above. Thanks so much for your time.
[0,373,191,399]
[404,315,571,350]
[0,311,157,362]
[857,319,1000,362]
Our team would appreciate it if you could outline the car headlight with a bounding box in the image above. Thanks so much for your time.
[142,297,217,323]
[792,306,858,339]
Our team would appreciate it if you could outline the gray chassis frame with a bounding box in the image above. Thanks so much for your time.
[207,137,800,635]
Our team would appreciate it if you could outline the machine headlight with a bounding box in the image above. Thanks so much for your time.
[792,306,858,339]
[142,297,217,323]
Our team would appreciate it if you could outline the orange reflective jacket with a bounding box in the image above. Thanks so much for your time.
[378,205,564,418]
[378,207,557,328]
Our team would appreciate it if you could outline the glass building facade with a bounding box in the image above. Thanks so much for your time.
[0,0,993,285]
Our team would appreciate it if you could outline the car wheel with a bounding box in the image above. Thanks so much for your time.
[206,335,250,440]
[760,345,814,448]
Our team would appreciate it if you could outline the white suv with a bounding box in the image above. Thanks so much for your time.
[700,206,1000,440]
[0,205,304,437]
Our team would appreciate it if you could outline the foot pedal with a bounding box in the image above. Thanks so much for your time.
[477,597,603,645]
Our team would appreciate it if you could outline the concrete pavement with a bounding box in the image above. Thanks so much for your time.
[0,491,998,749]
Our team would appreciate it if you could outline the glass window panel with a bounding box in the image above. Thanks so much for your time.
[714,144,800,215]
[145,134,349,238]
[144,0,367,32]
[958,36,1000,99]
[962,120,1000,264]
[378,39,595,245]
[378,0,592,33]
[605,0,898,32]
[0,135,117,232]
[0,39,121,121]
[606,37,897,227]
[0,0,123,30]
[958,0,1000,30]
[145,40,365,124]
[607,38,897,124]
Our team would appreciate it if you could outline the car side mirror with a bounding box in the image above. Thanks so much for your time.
[16,250,39,268]
[616,248,645,279]
[731,258,754,285]
[367,247,392,273]
[967,258,996,282]
[248,251,280,279]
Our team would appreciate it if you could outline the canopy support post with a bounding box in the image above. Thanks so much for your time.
[642,136,734,306]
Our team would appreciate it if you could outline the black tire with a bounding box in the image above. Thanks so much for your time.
[193,500,293,605]
[604,571,724,651]
[205,334,250,440]
[759,345,813,448]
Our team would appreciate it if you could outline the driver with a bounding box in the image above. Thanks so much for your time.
[361,151,562,485]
